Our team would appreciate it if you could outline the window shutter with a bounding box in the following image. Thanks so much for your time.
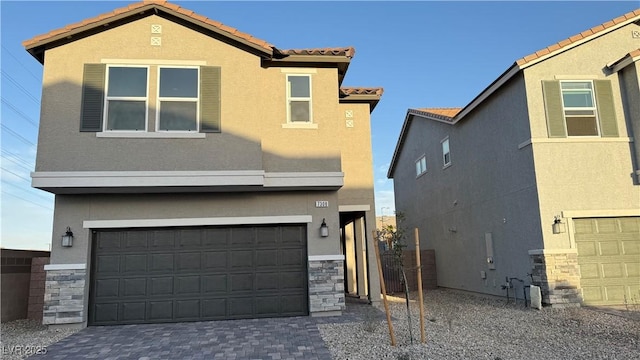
[542,80,566,138]
[80,64,106,132]
[200,66,221,133]
[594,80,619,137]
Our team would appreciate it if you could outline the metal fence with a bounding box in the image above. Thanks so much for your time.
[380,249,404,294]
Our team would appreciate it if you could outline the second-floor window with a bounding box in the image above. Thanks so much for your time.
[287,75,312,123]
[105,66,148,131]
[157,67,199,131]
[442,137,451,167]
[415,155,427,176]
[561,81,598,136]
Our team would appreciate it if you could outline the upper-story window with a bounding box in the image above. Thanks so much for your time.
[157,67,199,131]
[105,66,148,131]
[415,155,427,177]
[287,75,312,123]
[561,81,598,136]
[442,137,451,168]
[542,79,619,138]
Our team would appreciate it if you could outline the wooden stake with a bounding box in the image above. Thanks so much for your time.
[415,227,426,343]
[373,231,396,346]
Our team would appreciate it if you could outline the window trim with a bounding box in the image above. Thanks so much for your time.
[560,80,601,138]
[155,66,200,133]
[103,65,150,132]
[285,74,313,124]
[441,137,451,168]
[415,155,427,177]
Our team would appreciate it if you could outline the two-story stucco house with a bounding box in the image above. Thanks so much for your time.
[24,0,382,327]
[388,10,640,307]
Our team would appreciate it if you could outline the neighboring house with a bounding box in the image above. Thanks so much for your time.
[388,9,640,307]
[24,0,382,327]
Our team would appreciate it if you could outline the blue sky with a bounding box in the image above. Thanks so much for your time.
[1,0,638,250]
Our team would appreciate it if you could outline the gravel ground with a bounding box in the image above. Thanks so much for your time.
[0,319,79,360]
[320,289,640,360]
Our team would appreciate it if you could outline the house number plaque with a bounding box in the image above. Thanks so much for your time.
[315,200,329,208]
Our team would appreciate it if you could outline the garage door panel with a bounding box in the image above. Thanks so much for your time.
[177,252,201,271]
[596,218,618,233]
[176,299,200,319]
[124,254,147,273]
[202,275,227,293]
[604,286,626,302]
[150,254,174,272]
[122,278,147,297]
[576,241,597,256]
[231,251,253,269]
[149,277,173,296]
[625,262,639,277]
[151,231,176,249]
[203,251,227,269]
[599,241,620,256]
[95,279,119,298]
[202,299,227,317]
[91,225,308,325]
[622,241,640,255]
[574,219,595,234]
[256,250,278,267]
[96,255,120,273]
[619,217,640,232]
[581,286,604,301]
[231,274,253,292]
[149,301,173,320]
[255,273,278,290]
[123,232,148,250]
[122,302,146,321]
[94,303,119,323]
[601,263,624,278]
[176,276,201,295]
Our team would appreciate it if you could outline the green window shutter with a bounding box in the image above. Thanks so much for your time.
[542,80,566,138]
[80,64,106,132]
[200,66,221,133]
[594,80,619,137]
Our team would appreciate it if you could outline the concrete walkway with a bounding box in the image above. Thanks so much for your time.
[31,300,378,360]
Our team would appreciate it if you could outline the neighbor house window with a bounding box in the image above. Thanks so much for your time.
[561,81,599,136]
[157,67,199,131]
[415,155,427,176]
[105,66,148,131]
[442,137,451,167]
[287,75,312,123]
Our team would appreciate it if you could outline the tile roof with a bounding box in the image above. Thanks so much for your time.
[22,0,276,53]
[340,87,384,96]
[414,108,461,119]
[280,47,356,58]
[516,8,640,66]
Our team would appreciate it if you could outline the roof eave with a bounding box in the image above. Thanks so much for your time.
[607,51,640,73]
[387,111,413,179]
[339,94,381,112]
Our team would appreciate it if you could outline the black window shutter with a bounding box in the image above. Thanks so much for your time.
[593,80,619,137]
[542,80,566,138]
[200,66,221,133]
[80,64,106,132]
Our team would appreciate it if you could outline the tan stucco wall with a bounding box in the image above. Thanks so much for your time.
[523,21,640,249]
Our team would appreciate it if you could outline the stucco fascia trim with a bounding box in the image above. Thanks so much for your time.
[308,255,346,261]
[84,215,313,229]
[264,172,344,188]
[518,137,633,149]
[44,264,87,271]
[101,59,207,66]
[528,249,578,255]
[562,209,640,218]
[338,205,371,212]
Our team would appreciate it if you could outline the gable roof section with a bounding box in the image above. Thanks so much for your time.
[339,87,384,111]
[388,8,640,178]
[607,48,640,73]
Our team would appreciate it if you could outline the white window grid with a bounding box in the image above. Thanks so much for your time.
[103,65,150,132]
[155,66,200,132]
[559,80,600,137]
[442,137,451,167]
[415,155,427,177]
[286,74,313,123]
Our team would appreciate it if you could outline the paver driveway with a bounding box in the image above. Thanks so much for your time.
[31,301,376,360]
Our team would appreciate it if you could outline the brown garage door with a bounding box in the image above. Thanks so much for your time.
[89,225,308,325]
[575,217,640,306]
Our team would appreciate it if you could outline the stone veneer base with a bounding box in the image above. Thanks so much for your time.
[529,251,582,308]
[43,269,86,325]
[308,259,345,314]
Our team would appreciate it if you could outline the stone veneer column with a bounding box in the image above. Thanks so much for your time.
[308,255,345,315]
[42,264,86,325]
[529,250,582,308]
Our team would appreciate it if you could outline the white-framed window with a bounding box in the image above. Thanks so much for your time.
[156,67,199,132]
[441,137,451,167]
[560,81,599,136]
[286,74,312,123]
[415,155,427,177]
[104,65,149,131]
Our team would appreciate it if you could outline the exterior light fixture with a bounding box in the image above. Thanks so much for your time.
[320,218,329,237]
[552,216,566,234]
[61,227,74,247]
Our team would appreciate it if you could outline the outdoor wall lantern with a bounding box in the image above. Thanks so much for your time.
[61,227,74,247]
[320,218,329,237]
[552,216,566,234]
